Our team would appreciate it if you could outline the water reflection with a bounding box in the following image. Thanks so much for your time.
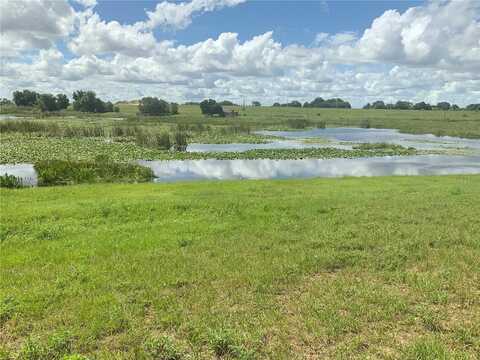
[257,127,480,152]
[187,140,352,152]
[0,164,37,186]
[139,155,480,182]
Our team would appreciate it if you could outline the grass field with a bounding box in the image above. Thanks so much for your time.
[1,175,479,359]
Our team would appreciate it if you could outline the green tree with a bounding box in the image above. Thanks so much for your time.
[372,100,386,109]
[437,102,451,111]
[413,102,432,110]
[252,101,261,107]
[200,99,224,116]
[138,97,170,115]
[395,101,412,110]
[13,90,39,106]
[170,103,179,115]
[38,94,58,112]
[73,91,98,112]
[55,94,70,110]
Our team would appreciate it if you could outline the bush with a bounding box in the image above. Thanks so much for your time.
[154,132,172,150]
[0,174,25,189]
[200,99,224,117]
[72,90,111,113]
[286,118,312,129]
[34,159,154,186]
[143,336,184,360]
[173,131,188,151]
[139,97,175,116]
[360,119,371,128]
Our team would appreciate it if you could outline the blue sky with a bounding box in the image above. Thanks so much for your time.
[1,0,479,106]
[94,0,422,45]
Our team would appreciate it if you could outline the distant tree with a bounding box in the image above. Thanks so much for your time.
[55,94,69,110]
[38,94,58,112]
[0,98,13,106]
[170,103,179,115]
[466,104,480,111]
[303,97,351,109]
[363,103,371,109]
[437,102,451,111]
[287,100,302,107]
[138,97,170,115]
[219,100,236,106]
[394,101,412,110]
[451,104,460,111]
[371,100,386,109]
[113,106,120,112]
[73,90,97,112]
[251,101,261,107]
[72,90,112,113]
[13,90,39,107]
[200,99,224,116]
[272,102,281,107]
[104,101,114,113]
[413,102,432,110]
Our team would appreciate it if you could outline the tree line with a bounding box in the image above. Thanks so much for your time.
[363,100,479,111]
[10,89,119,113]
[273,97,352,109]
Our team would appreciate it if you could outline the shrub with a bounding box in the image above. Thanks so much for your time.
[34,159,154,186]
[286,118,312,129]
[0,174,25,189]
[143,336,184,360]
[139,97,172,116]
[173,131,188,151]
[154,132,172,150]
[360,119,371,128]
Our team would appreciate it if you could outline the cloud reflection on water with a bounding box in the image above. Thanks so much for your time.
[140,155,480,182]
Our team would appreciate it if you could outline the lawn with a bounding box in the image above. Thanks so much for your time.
[1,175,479,359]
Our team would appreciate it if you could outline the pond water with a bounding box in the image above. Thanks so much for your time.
[139,155,480,182]
[187,140,352,152]
[257,127,480,152]
[0,114,20,120]
[0,164,37,186]
[2,155,479,185]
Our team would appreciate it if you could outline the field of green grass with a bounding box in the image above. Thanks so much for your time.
[1,176,479,359]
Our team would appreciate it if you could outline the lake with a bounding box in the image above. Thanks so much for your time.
[139,155,480,182]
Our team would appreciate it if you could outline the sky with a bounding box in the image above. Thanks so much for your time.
[1,0,479,107]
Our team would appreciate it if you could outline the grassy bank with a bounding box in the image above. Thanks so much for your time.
[1,175,479,358]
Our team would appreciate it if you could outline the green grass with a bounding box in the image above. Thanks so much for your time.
[1,175,479,358]
[34,159,154,186]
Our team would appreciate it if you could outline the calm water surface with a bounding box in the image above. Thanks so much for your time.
[139,155,480,182]
[0,164,37,185]
[188,128,480,153]
[257,127,480,152]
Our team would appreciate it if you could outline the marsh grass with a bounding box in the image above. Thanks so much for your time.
[353,142,414,151]
[0,174,25,188]
[34,159,154,186]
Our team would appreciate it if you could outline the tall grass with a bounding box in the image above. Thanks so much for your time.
[34,159,154,186]
[0,174,25,188]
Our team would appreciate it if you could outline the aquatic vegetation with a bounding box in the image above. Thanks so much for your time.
[353,142,414,151]
[0,174,25,188]
[34,159,154,186]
